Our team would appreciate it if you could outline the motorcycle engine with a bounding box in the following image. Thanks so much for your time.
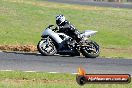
[66,38,76,48]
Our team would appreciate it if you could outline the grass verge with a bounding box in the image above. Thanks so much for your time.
[0,71,131,88]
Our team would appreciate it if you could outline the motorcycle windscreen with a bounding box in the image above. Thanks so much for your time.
[81,30,97,37]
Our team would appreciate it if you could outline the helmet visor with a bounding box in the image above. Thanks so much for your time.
[56,19,62,26]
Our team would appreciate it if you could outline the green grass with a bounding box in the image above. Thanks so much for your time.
[0,71,131,88]
[0,0,132,58]
[101,48,132,58]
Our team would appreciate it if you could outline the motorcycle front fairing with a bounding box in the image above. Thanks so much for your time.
[41,27,63,44]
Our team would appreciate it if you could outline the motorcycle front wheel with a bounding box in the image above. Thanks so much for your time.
[81,40,100,58]
[37,37,57,56]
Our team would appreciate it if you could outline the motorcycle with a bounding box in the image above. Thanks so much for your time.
[37,25,100,58]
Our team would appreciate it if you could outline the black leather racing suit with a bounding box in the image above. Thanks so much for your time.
[57,20,81,42]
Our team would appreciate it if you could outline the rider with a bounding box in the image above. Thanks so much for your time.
[55,15,81,42]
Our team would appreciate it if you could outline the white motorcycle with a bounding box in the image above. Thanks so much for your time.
[37,25,100,58]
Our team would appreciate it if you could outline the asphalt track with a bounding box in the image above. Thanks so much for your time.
[47,0,132,8]
[0,51,132,74]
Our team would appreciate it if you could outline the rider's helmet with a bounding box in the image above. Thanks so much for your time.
[56,15,65,26]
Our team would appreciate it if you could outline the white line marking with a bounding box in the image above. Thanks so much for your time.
[0,70,132,76]
[24,71,37,73]
[71,73,78,75]
[48,72,59,74]
[0,70,13,72]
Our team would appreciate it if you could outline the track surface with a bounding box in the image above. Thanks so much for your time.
[47,0,132,8]
[0,52,132,74]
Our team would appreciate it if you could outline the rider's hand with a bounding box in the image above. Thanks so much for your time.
[53,27,59,31]
[55,26,59,30]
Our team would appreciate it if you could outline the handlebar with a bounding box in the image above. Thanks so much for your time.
[47,25,59,32]
[48,25,54,28]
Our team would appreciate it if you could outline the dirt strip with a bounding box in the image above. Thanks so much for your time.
[0,45,37,52]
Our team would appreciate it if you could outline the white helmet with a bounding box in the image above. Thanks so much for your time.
[56,15,65,25]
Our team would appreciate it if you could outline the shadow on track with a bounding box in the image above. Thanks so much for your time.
[2,51,92,59]
[3,51,42,56]
[2,51,100,60]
